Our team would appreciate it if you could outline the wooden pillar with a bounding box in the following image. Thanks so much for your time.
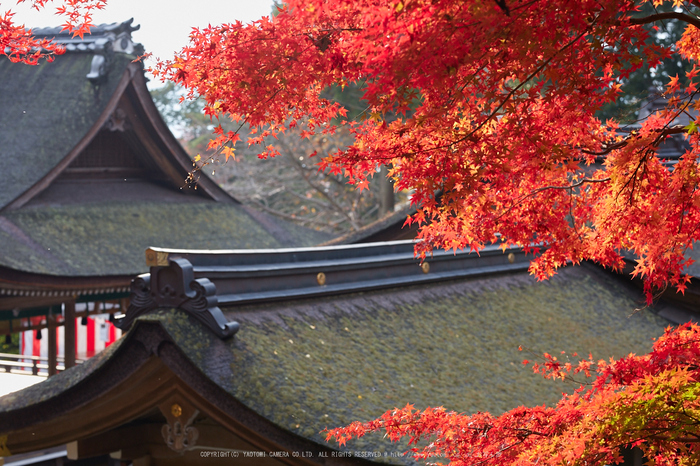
[47,308,57,377]
[64,301,76,369]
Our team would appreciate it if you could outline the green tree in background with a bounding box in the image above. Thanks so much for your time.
[597,3,693,123]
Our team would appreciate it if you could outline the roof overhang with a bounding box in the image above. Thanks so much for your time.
[0,318,373,465]
[0,265,132,315]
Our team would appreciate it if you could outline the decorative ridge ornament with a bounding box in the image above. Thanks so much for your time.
[114,258,239,340]
[158,396,200,453]
[104,107,130,132]
[85,37,113,82]
[31,18,143,56]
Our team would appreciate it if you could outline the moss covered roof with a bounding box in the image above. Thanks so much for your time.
[0,264,671,463]
[0,200,326,276]
[0,47,329,278]
[137,265,668,462]
[0,52,134,209]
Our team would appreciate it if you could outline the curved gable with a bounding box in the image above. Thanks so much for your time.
[0,52,134,210]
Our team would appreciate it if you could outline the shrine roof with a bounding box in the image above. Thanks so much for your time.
[0,19,331,291]
[207,265,669,455]
[0,262,673,463]
[0,200,328,278]
[0,51,134,209]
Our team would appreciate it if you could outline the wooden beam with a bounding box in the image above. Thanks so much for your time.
[47,309,57,377]
[64,301,76,369]
[5,360,177,453]
[78,422,288,465]
[67,424,153,460]
[132,455,152,466]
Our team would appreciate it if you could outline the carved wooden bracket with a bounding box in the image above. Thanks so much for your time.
[0,434,10,456]
[113,258,239,339]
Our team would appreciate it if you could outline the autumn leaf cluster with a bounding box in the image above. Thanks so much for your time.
[326,323,700,466]
[150,0,700,301]
[1,0,105,64]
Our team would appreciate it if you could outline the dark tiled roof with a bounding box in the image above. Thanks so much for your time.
[0,52,134,209]
[30,19,141,55]
[0,21,330,280]
[0,201,325,277]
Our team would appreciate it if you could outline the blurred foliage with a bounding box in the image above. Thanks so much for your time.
[597,3,694,124]
[1,332,20,354]
[151,82,403,235]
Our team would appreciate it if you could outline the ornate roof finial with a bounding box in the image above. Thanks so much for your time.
[114,258,240,340]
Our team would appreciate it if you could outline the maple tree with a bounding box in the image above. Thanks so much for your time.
[207,125,392,233]
[152,0,700,303]
[1,0,105,63]
[327,322,700,466]
[149,3,700,462]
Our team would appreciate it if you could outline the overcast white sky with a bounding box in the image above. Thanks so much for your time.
[7,0,274,62]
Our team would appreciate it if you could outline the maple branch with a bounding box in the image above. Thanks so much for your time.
[493,0,510,16]
[443,19,596,151]
[604,89,699,205]
[277,136,362,230]
[628,12,700,31]
[282,185,339,210]
[648,432,700,443]
[505,427,550,437]
[622,150,651,205]
[509,0,539,13]
[681,407,700,425]
[569,184,587,250]
[526,177,611,196]
[306,27,363,52]
[581,125,687,157]
[492,177,610,229]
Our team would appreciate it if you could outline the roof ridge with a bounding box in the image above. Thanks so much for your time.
[25,18,144,58]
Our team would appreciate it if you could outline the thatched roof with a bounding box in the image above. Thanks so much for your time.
[0,254,675,463]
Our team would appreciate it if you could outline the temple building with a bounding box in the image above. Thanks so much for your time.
[0,19,697,466]
[0,20,327,374]
[0,241,684,465]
